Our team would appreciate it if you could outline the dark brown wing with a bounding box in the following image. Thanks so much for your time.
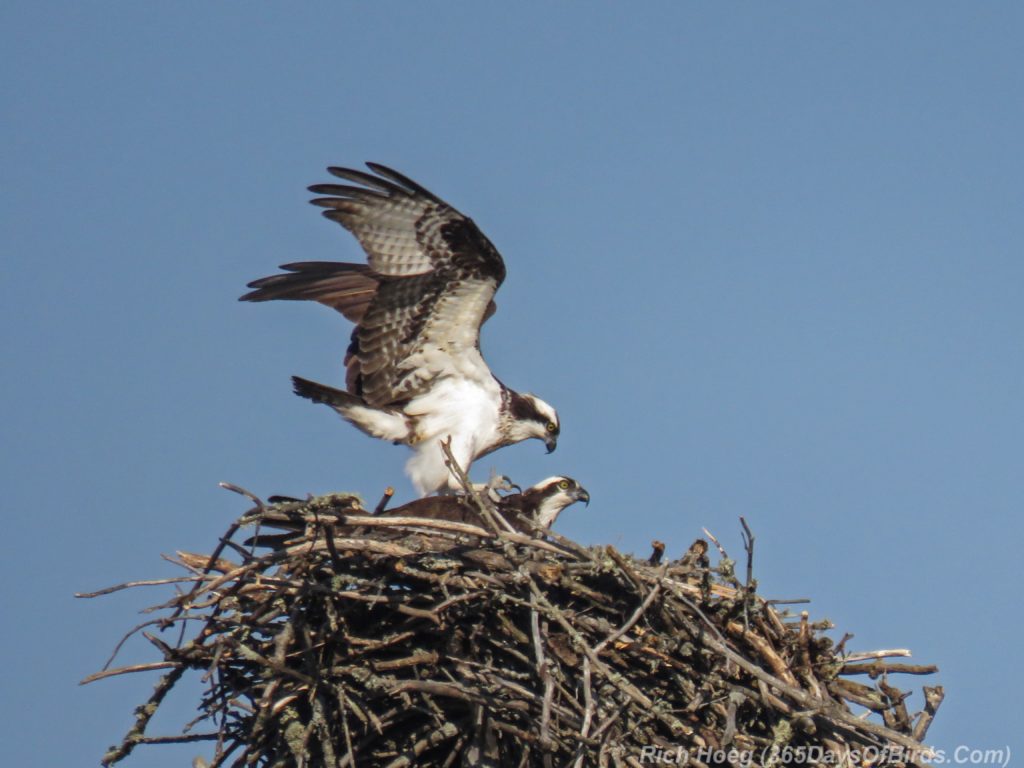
[494,493,533,534]
[389,495,537,534]
[241,261,497,341]
[309,163,506,281]
[242,163,506,407]
[241,262,379,323]
[383,496,484,527]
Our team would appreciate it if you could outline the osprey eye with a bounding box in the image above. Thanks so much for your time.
[558,480,570,490]
[546,422,557,433]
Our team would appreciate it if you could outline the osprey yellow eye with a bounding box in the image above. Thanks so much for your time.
[558,480,570,490]
[546,422,557,433]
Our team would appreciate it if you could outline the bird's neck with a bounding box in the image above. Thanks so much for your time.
[533,495,569,530]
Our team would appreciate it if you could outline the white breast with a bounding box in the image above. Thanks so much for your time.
[402,375,504,495]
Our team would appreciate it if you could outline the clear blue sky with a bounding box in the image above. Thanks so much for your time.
[3,3,1021,764]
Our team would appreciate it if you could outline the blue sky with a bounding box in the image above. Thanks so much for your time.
[3,3,1022,764]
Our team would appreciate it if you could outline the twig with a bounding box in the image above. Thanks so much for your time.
[100,667,184,766]
[702,527,728,560]
[841,662,939,677]
[81,661,181,685]
[217,481,264,507]
[75,576,201,598]
[739,516,755,589]
[841,648,912,662]
[529,601,554,750]
[911,686,945,742]
[648,540,665,566]
[439,437,515,535]
[341,514,492,537]
[594,571,664,654]
[374,486,395,514]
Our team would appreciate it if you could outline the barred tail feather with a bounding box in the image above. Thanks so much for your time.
[291,376,411,443]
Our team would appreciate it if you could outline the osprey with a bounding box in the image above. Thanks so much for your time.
[387,475,589,534]
[248,476,590,549]
[242,163,560,496]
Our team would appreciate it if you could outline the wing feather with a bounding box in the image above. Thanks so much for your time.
[309,163,506,281]
[242,163,507,407]
[241,262,379,323]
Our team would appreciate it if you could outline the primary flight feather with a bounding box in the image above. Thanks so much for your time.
[241,163,560,495]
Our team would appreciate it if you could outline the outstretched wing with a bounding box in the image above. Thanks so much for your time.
[311,163,506,282]
[242,163,506,407]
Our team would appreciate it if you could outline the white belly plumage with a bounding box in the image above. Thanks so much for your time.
[402,376,503,496]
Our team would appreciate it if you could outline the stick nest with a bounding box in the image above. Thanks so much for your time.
[84,488,943,768]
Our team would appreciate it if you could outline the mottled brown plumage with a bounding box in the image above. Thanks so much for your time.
[241,163,504,407]
[240,164,560,495]
[389,476,588,534]
[246,477,588,549]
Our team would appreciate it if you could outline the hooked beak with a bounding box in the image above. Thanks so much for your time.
[544,435,558,454]
[573,486,590,506]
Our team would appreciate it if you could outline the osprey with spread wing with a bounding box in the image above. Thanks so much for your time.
[241,163,560,496]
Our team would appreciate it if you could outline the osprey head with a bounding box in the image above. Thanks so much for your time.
[506,392,560,453]
[524,476,590,529]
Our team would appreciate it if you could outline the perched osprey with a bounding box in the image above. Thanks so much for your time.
[247,476,590,549]
[388,475,589,534]
[242,163,560,496]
